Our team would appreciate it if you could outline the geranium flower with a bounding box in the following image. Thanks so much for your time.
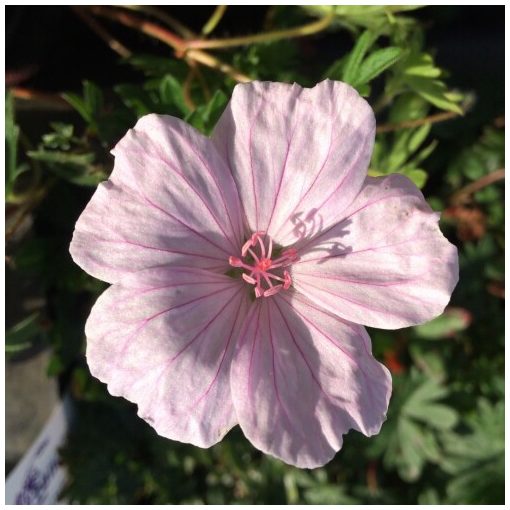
[70,80,458,468]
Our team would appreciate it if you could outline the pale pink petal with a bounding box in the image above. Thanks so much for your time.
[292,174,459,329]
[85,266,250,447]
[230,293,391,468]
[71,114,244,283]
[212,80,375,246]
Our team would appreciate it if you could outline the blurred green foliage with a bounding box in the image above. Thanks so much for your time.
[5,5,504,505]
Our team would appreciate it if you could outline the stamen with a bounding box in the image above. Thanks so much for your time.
[229,232,299,298]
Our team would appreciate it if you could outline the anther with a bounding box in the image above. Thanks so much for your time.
[231,233,298,298]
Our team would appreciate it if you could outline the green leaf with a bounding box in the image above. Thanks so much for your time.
[126,54,188,79]
[42,123,75,150]
[405,75,463,114]
[398,418,425,481]
[27,150,106,186]
[322,54,348,80]
[6,312,41,354]
[62,80,104,126]
[354,46,404,86]
[28,150,94,166]
[403,168,428,188]
[388,92,430,123]
[6,92,19,189]
[304,485,358,505]
[185,90,228,135]
[407,123,431,153]
[342,30,378,85]
[159,74,190,115]
[414,308,472,340]
[62,92,91,123]
[440,400,504,504]
[406,403,458,430]
[404,52,442,78]
[405,377,449,407]
[84,80,104,118]
[114,84,159,118]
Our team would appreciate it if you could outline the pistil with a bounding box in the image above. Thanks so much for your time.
[229,232,298,298]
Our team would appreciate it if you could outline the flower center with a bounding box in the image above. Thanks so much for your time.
[229,232,298,298]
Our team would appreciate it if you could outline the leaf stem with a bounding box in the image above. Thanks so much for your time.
[202,5,228,35]
[451,168,505,205]
[118,5,195,39]
[88,6,251,83]
[376,109,462,134]
[186,12,334,50]
[72,6,132,58]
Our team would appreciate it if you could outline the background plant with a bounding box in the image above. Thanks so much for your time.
[5,5,504,504]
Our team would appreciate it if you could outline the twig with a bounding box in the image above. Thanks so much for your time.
[376,109,461,134]
[186,59,211,102]
[119,5,195,39]
[202,5,227,35]
[186,12,334,50]
[88,6,251,83]
[6,186,49,242]
[183,68,196,111]
[186,49,250,82]
[451,168,505,205]
[72,6,131,58]
[11,87,72,110]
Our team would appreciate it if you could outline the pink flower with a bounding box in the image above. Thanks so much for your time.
[70,80,458,468]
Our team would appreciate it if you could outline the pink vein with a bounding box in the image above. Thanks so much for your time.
[273,299,329,397]
[189,295,246,409]
[122,148,238,252]
[296,192,421,254]
[116,285,236,358]
[293,279,411,320]
[89,236,226,263]
[294,235,430,265]
[171,127,242,248]
[249,101,266,231]
[140,192,231,256]
[280,295,377,385]
[291,271,422,288]
[267,303,305,439]
[265,120,297,234]
[270,117,335,240]
[247,305,263,398]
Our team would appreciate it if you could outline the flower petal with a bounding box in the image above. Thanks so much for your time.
[85,266,250,447]
[231,293,391,468]
[292,174,459,329]
[212,80,375,246]
[71,114,244,283]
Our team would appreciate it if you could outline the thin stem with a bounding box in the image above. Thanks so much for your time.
[10,87,72,110]
[186,49,251,82]
[202,5,227,35]
[72,6,132,58]
[88,6,251,83]
[376,109,462,134]
[451,168,505,205]
[119,5,195,39]
[186,12,334,50]
[183,69,197,111]
[185,60,212,102]
[6,185,51,241]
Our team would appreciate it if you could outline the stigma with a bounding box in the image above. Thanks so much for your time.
[229,232,299,298]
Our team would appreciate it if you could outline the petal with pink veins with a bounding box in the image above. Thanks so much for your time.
[231,293,391,469]
[212,80,375,246]
[71,114,244,284]
[292,174,459,329]
[85,266,249,448]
